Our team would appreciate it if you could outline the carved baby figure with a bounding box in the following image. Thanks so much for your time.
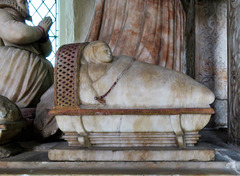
[79,41,215,108]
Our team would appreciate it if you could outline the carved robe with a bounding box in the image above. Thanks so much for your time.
[80,56,215,108]
[87,0,186,72]
[0,9,53,108]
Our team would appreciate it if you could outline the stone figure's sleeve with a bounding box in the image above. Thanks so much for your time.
[0,9,42,45]
[39,39,52,57]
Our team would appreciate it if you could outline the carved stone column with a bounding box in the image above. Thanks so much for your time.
[228,0,240,145]
[195,0,228,128]
[58,0,96,45]
[185,0,195,78]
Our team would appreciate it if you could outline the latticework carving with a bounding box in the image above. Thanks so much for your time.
[54,43,87,107]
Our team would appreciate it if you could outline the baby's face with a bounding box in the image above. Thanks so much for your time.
[84,42,113,64]
[95,44,112,63]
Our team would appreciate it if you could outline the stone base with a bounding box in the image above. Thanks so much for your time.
[2,130,239,175]
[48,143,215,161]
[56,113,212,148]
[63,131,201,148]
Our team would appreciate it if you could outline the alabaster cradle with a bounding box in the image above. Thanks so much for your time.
[49,43,214,152]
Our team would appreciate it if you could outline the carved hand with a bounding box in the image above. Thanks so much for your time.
[38,16,53,36]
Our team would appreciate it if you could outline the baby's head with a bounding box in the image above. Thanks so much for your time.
[83,41,113,64]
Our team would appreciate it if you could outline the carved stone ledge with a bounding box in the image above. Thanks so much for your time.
[48,142,215,162]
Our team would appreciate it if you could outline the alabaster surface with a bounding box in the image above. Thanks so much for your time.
[57,114,210,133]
[49,146,215,161]
[0,2,53,108]
[54,41,215,148]
[56,114,210,148]
[87,0,186,72]
[34,85,58,139]
[79,42,215,108]
[0,46,53,108]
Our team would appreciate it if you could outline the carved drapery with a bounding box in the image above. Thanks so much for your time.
[228,0,240,145]
[87,0,186,72]
[195,0,228,127]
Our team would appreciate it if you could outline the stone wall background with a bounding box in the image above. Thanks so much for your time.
[187,0,228,128]
[228,0,240,145]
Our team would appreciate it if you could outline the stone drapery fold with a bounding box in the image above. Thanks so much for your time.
[87,0,186,72]
[0,47,53,108]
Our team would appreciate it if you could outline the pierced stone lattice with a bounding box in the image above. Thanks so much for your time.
[55,43,83,107]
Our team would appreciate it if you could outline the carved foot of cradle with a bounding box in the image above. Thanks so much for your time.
[63,132,90,147]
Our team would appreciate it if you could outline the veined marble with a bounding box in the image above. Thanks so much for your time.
[56,114,211,148]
